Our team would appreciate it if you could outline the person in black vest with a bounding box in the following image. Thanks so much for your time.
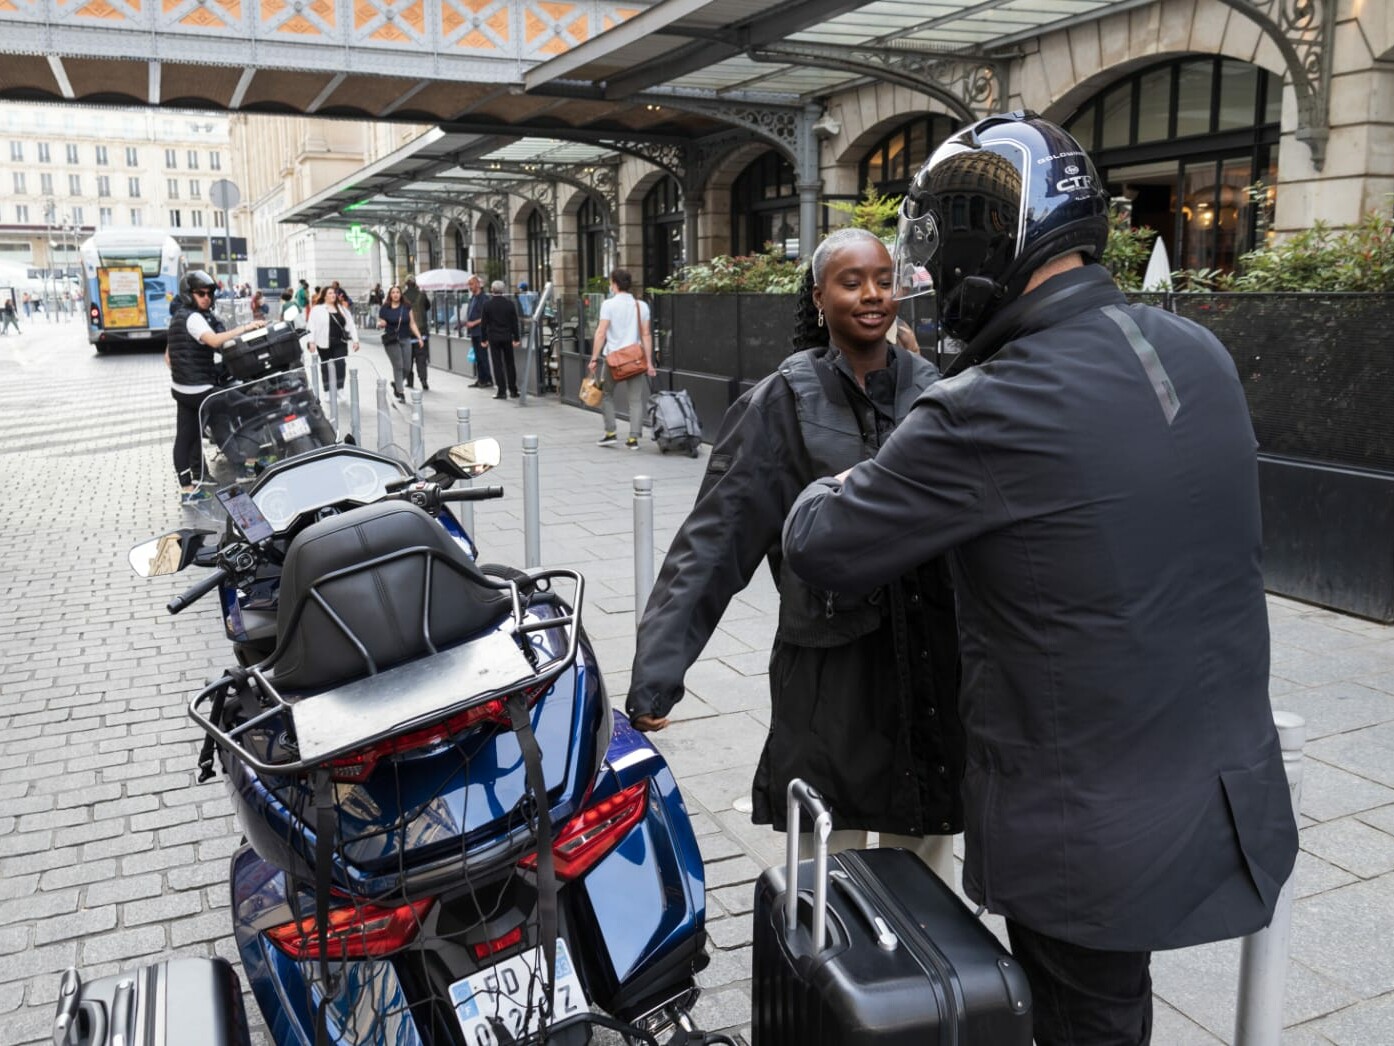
[463,274,493,389]
[781,113,1299,1045]
[626,228,963,882]
[166,270,264,504]
[481,279,521,400]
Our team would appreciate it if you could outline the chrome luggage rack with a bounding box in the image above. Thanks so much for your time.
[188,549,585,778]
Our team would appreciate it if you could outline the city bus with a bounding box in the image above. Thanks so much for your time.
[80,229,183,350]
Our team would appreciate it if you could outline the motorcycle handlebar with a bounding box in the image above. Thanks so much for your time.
[440,485,505,502]
[167,567,228,615]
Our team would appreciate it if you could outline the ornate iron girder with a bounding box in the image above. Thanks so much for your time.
[633,88,803,161]
[1214,0,1334,169]
[749,41,1007,121]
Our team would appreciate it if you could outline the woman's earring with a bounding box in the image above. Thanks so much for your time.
[817,308,825,328]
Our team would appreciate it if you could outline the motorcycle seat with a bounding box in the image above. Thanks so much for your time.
[271,501,512,692]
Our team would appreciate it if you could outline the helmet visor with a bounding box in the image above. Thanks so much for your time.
[892,204,939,302]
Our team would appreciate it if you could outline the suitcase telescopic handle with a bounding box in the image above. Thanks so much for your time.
[785,778,833,952]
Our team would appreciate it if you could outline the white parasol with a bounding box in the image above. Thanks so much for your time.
[1141,236,1173,292]
[413,268,474,292]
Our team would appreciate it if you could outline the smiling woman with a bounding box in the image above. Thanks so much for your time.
[625,224,964,884]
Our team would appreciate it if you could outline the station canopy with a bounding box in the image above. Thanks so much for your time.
[280,0,1138,227]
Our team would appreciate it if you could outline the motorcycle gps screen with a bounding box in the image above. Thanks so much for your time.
[217,484,275,545]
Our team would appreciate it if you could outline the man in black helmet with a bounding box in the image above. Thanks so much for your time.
[782,112,1297,1045]
[167,269,264,502]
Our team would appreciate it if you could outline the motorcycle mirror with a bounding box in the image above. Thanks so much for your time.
[128,529,215,578]
[426,439,502,480]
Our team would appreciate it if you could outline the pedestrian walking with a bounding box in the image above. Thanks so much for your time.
[376,284,420,402]
[368,283,385,307]
[279,290,301,328]
[401,276,431,391]
[481,280,521,399]
[294,279,309,312]
[587,269,655,449]
[627,228,962,882]
[463,274,492,389]
[21,291,31,317]
[781,113,1299,1045]
[306,285,359,393]
[1,298,20,334]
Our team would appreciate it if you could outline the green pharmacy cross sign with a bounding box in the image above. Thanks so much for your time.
[345,225,373,255]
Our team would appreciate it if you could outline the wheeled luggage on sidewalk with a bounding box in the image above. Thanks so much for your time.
[53,957,251,1046]
[751,780,1033,1045]
[222,320,304,380]
[647,388,703,457]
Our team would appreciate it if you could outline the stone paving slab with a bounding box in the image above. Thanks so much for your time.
[3,323,1394,1044]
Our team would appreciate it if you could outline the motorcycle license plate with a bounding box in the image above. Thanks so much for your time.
[449,938,588,1044]
[279,416,311,440]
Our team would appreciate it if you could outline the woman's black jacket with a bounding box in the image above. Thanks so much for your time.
[627,345,963,835]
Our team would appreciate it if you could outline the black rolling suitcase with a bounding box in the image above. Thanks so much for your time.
[752,780,1033,1045]
[52,957,251,1046]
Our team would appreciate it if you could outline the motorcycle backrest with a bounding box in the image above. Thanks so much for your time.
[270,501,511,692]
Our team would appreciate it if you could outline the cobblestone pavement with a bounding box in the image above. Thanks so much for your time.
[3,321,1394,1044]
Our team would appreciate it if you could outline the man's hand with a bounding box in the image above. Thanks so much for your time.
[587,358,598,370]
[834,466,854,483]
[631,714,669,732]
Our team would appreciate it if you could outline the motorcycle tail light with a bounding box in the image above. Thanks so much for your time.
[472,925,523,962]
[519,780,649,881]
[328,683,549,783]
[266,897,433,961]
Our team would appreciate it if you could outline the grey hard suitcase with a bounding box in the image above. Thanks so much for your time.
[646,389,703,457]
[752,780,1033,1045]
[53,958,251,1046]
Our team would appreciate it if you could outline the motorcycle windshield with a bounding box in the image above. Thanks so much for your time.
[198,368,336,487]
[246,447,412,532]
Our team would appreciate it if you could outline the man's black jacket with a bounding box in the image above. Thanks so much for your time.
[481,295,520,344]
[629,345,963,836]
[783,264,1298,951]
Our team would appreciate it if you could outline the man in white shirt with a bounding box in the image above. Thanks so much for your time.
[587,269,655,449]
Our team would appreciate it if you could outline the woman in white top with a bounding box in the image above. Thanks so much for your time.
[587,268,655,449]
[306,284,359,393]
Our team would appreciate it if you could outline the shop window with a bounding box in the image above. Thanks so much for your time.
[526,209,550,292]
[576,194,608,288]
[731,151,798,257]
[857,115,960,202]
[1064,56,1281,275]
[642,175,683,292]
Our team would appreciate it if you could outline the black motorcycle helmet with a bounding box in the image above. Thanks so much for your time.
[179,269,217,309]
[893,110,1109,359]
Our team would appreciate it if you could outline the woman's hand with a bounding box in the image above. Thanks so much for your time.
[306,343,318,355]
[352,341,360,353]
[377,320,387,329]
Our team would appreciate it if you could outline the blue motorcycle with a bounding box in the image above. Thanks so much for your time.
[129,439,712,1045]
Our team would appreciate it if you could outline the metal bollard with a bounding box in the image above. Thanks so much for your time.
[409,391,424,466]
[349,370,361,444]
[522,435,541,569]
[327,362,340,430]
[1234,710,1305,1046]
[633,476,654,621]
[456,408,474,537]
[310,355,323,400]
[375,378,392,451]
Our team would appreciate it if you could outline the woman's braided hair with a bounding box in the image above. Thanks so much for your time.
[790,227,889,351]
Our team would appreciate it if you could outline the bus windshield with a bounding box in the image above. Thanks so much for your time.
[96,251,163,277]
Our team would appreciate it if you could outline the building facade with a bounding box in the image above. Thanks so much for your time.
[0,104,232,276]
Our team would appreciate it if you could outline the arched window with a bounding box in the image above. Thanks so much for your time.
[526,209,551,291]
[642,175,684,292]
[1064,56,1282,273]
[395,237,413,283]
[450,223,469,270]
[731,151,797,258]
[859,114,960,196]
[485,221,505,282]
[576,194,608,289]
